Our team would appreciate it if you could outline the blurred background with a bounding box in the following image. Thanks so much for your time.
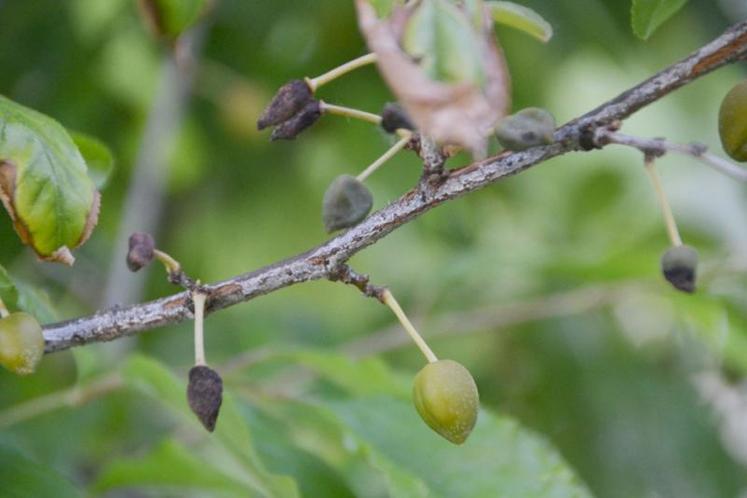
[0,0,746,497]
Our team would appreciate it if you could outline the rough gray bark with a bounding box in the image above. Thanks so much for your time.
[43,21,747,353]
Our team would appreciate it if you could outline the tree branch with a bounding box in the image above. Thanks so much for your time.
[43,21,747,354]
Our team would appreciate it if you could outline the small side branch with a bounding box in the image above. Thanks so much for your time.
[328,265,387,302]
[595,129,747,182]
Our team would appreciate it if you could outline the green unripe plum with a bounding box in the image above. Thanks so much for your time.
[412,359,479,445]
[719,80,747,162]
[322,175,374,232]
[0,312,44,375]
[495,107,556,151]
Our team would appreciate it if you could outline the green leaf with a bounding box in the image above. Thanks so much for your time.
[0,95,99,265]
[368,0,406,18]
[0,264,57,322]
[94,438,254,496]
[0,442,83,498]
[0,263,19,310]
[121,354,299,498]
[487,1,553,42]
[69,130,114,189]
[402,0,485,85]
[631,0,687,40]
[138,0,207,38]
[281,349,409,397]
[15,280,58,323]
[329,397,593,498]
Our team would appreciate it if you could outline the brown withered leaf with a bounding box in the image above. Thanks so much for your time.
[355,0,510,157]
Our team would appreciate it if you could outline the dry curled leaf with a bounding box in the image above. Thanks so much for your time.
[356,0,510,157]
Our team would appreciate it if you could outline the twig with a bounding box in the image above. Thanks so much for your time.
[596,129,747,182]
[357,134,413,182]
[319,101,382,125]
[644,157,683,247]
[41,20,747,353]
[306,53,377,91]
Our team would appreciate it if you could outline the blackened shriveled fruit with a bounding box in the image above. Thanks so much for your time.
[271,100,322,141]
[661,245,698,293]
[187,365,223,432]
[257,80,313,130]
[322,175,373,232]
[381,102,415,134]
[495,107,556,151]
[127,232,156,272]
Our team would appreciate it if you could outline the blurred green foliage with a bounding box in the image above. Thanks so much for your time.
[0,1,746,497]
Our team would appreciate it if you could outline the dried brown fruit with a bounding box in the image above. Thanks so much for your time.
[258,79,314,131]
[187,365,223,432]
[127,232,156,272]
[270,100,322,141]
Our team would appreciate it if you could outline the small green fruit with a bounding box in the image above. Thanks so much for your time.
[661,244,698,293]
[495,107,555,151]
[718,80,747,162]
[412,359,479,445]
[0,312,44,375]
[322,175,374,232]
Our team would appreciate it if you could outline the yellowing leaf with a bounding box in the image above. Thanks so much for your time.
[487,1,553,43]
[0,95,99,265]
[356,0,511,156]
[402,0,485,85]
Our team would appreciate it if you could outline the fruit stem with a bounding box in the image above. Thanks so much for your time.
[644,158,683,247]
[0,298,8,319]
[306,53,378,92]
[193,291,207,367]
[357,133,413,182]
[154,249,182,275]
[319,101,382,126]
[381,289,438,363]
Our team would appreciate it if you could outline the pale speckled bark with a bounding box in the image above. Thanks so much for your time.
[43,21,747,353]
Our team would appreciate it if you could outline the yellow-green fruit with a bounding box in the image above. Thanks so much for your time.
[719,80,747,162]
[412,359,479,445]
[0,312,44,375]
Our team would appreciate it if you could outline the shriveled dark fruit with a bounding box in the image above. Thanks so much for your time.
[0,312,44,375]
[718,80,747,162]
[661,245,698,293]
[412,359,479,445]
[270,100,322,141]
[494,107,556,151]
[258,79,313,130]
[322,175,374,232]
[187,365,223,432]
[127,232,156,272]
[381,102,415,134]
